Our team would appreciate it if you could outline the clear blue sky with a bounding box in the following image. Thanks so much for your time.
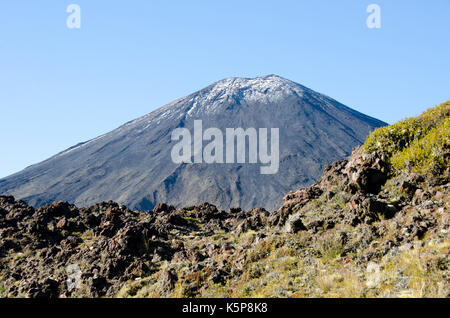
[1,0,449,178]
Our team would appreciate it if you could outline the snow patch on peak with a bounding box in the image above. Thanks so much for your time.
[214,74,296,90]
[184,75,307,117]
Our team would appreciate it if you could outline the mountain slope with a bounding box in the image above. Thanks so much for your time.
[0,75,386,210]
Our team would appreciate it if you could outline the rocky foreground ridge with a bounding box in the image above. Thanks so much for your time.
[0,102,448,298]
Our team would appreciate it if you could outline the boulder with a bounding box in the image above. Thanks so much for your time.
[284,213,306,233]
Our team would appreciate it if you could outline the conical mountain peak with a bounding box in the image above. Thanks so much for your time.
[0,76,386,211]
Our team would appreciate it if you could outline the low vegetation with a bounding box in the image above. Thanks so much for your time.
[364,101,450,177]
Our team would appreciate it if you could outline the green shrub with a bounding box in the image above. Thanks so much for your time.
[391,118,449,175]
[363,101,450,176]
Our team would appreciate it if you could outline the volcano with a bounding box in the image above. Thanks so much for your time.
[0,75,386,211]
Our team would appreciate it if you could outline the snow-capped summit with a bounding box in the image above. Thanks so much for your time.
[185,75,306,116]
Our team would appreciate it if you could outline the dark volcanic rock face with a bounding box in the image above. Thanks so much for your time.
[0,195,271,297]
[0,75,386,210]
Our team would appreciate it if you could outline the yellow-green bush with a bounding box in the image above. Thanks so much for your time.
[391,117,449,175]
[363,101,450,176]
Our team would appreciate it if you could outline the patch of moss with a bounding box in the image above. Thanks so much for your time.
[182,216,202,228]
